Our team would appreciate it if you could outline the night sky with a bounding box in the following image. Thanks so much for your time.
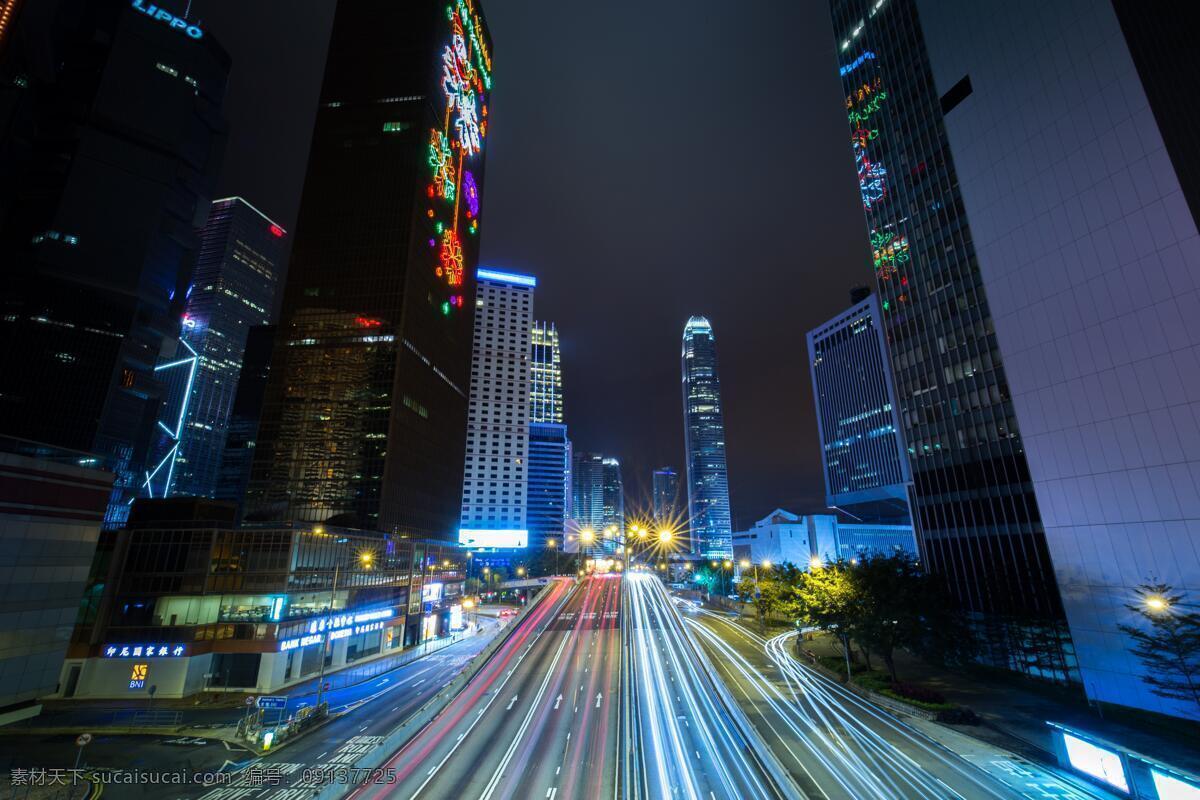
[187,1,874,530]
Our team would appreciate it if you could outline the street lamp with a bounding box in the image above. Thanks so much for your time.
[547,538,558,576]
[810,556,822,570]
[1145,595,1170,613]
[315,549,374,713]
[657,529,673,545]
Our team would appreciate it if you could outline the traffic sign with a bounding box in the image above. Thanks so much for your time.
[256,695,287,710]
[245,696,256,706]
[75,734,92,747]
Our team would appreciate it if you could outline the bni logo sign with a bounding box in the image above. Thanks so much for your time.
[130,1,204,40]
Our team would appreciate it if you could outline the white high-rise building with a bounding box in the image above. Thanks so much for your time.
[459,269,535,549]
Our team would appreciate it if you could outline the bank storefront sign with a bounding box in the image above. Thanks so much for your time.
[278,608,395,652]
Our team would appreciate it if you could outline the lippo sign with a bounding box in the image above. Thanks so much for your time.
[130,1,203,39]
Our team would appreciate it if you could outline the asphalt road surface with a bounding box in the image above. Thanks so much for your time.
[352,574,621,800]
[687,607,1112,800]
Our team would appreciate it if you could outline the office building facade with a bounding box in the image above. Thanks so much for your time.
[905,0,1200,719]
[0,439,113,724]
[529,320,563,424]
[830,0,1073,681]
[571,451,605,534]
[0,0,229,528]
[681,316,733,558]
[601,457,625,538]
[215,325,275,517]
[526,422,568,550]
[168,198,283,499]
[807,292,910,522]
[458,269,533,549]
[651,467,681,527]
[245,0,493,536]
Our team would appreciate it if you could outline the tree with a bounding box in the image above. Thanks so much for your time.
[737,576,791,631]
[792,559,862,662]
[849,552,974,681]
[1118,582,1200,715]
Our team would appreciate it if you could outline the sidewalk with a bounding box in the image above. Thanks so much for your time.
[803,630,1200,777]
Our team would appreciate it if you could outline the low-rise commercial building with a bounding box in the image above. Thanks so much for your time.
[56,500,465,700]
[732,508,916,570]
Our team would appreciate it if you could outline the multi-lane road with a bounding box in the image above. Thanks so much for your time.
[354,574,622,800]
[625,572,791,800]
[687,606,1110,800]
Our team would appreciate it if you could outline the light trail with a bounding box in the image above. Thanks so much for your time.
[688,609,1023,800]
[626,573,782,800]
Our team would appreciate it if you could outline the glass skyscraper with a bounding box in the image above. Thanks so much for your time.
[651,467,680,527]
[245,0,492,537]
[571,451,605,533]
[830,0,1073,680]
[0,1,229,527]
[681,316,733,559]
[807,292,910,523]
[894,0,1200,720]
[601,457,625,538]
[526,422,568,550]
[529,320,562,424]
[169,197,282,498]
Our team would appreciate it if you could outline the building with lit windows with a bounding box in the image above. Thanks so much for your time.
[168,198,283,499]
[459,269,534,550]
[245,0,493,537]
[835,0,1200,720]
[830,0,1074,682]
[215,325,275,518]
[0,0,229,528]
[732,509,915,570]
[601,457,625,540]
[807,292,910,523]
[529,320,563,424]
[571,451,605,535]
[526,422,568,551]
[651,467,680,526]
[681,316,733,559]
[58,499,465,700]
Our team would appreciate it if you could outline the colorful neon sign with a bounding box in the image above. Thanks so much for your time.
[104,643,186,658]
[130,0,203,39]
[426,0,490,314]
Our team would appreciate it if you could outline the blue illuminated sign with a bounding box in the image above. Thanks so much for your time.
[1154,769,1200,800]
[839,51,876,77]
[278,608,395,652]
[131,0,203,39]
[476,269,536,288]
[1062,732,1129,793]
[104,643,185,658]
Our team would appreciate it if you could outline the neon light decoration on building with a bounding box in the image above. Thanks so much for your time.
[426,0,491,315]
[140,339,199,499]
[841,48,909,310]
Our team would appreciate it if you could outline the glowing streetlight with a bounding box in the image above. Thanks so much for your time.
[761,560,772,570]
[723,560,732,569]
[810,556,822,570]
[1146,595,1170,612]
[581,528,596,544]
[516,566,526,577]
[739,559,751,569]
[657,529,673,545]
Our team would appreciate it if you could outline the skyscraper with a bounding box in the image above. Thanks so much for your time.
[458,269,534,549]
[0,0,229,528]
[601,457,625,539]
[807,292,910,522]
[651,467,680,526]
[681,316,733,558]
[245,0,493,536]
[830,0,1072,681]
[526,422,568,550]
[169,197,283,498]
[872,0,1200,719]
[571,451,605,534]
[215,324,275,518]
[529,320,563,424]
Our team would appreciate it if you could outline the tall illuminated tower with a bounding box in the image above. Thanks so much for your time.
[681,316,733,558]
[245,0,492,536]
[529,320,562,424]
[170,197,283,498]
[651,467,680,526]
[829,0,1070,681]
[458,269,534,549]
